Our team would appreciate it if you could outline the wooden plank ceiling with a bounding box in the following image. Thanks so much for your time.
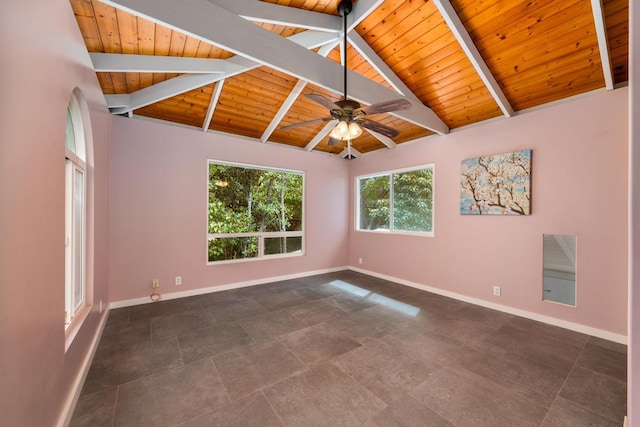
[70,0,628,158]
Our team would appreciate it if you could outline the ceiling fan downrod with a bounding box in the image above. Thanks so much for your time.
[338,0,353,101]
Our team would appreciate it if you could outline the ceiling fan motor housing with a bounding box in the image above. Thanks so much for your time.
[337,0,353,17]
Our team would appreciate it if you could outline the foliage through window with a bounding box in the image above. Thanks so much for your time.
[357,165,434,235]
[208,161,304,262]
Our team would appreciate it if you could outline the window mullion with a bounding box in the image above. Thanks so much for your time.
[389,173,394,232]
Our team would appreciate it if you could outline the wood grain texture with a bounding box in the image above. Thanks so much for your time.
[69,0,629,155]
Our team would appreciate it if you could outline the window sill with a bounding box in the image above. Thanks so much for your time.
[355,229,434,238]
[64,304,91,353]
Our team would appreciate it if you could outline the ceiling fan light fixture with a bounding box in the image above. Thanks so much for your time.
[348,121,362,138]
[330,120,349,139]
[330,119,362,141]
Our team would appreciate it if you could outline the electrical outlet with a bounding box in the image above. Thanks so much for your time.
[152,279,160,289]
[358,257,363,264]
[175,276,182,286]
[493,286,501,297]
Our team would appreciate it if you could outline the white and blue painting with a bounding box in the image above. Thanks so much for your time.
[460,149,531,215]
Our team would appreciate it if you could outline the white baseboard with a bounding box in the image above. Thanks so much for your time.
[349,266,628,345]
[57,307,110,427]
[110,266,348,309]
[109,265,626,345]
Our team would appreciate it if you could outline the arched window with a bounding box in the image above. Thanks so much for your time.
[65,93,87,330]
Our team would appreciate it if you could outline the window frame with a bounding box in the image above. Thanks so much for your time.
[64,92,89,339]
[206,160,305,265]
[356,163,435,237]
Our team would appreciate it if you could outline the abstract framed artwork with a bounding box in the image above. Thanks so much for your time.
[460,149,532,215]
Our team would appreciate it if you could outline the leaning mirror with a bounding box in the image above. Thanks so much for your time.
[543,234,576,306]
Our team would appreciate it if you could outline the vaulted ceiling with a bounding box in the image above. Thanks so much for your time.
[70,0,628,158]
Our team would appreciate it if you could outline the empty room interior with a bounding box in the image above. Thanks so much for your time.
[2,0,640,425]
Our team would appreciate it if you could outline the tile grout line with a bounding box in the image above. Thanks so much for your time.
[110,385,120,427]
[536,338,589,427]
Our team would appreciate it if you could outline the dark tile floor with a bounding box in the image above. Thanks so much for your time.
[70,271,627,427]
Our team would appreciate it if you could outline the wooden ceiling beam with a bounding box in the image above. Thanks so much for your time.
[105,32,336,114]
[348,31,420,102]
[364,128,397,149]
[203,79,224,132]
[590,0,614,90]
[100,0,449,134]
[261,79,307,143]
[305,120,338,151]
[432,0,514,118]
[261,40,340,145]
[339,143,361,159]
[348,0,385,31]
[210,0,341,33]
[106,56,257,114]
[90,53,231,73]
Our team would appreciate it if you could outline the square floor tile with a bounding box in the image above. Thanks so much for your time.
[237,310,307,343]
[455,341,567,406]
[540,397,619,427]
[69,386,117,427]
[278,323,361,365]
[328,309,397,343]
[150,309,217,340]
[83,338,182,394]
[206,299,269,323]
[263,363,386,427]
[410,365,548,427]
[214,340,306,400]
[559,366,627,423]
[484,324,586,372]
[286,300,348,326]
[179,392,283,427]
[362,396,453,427]
[252,289,311,311]
[574,341,627,381]
[333,340,437,404]
[178,322,254,364]
[113,358,229,427]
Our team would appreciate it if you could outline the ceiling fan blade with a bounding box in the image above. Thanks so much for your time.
[306,94,341,111]
[327,137,341,146]
[361,99,412,116]
[358,118,400,138]
[281,117,332,131]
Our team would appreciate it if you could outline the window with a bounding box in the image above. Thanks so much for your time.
[65,93,87,330]
[357,164,434,235]
[208,161,304,263]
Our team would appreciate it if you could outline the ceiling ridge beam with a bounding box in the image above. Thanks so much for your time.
[432,0,514,118]
[305,120,338,151]
[203,79,225,132]
[90,53,228,73]
[210,0,341,33]
[100,0,448,134]
[590,0,614,90]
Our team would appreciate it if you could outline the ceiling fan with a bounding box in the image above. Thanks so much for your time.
[281,0,412,147]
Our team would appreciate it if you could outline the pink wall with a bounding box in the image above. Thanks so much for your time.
[0,0,111,425]
[109,117,349,302]
[349,88,629,336]
[628,0,638,423]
